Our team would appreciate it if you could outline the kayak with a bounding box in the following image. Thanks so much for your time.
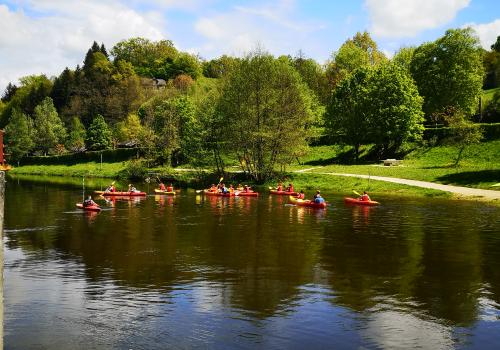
[203,190,235,197]
[236,191,259,197]
[289,196,327,209]
[95,191,146,197]
[269,187,298,196]
[154,189,176,195]
[76,203,101,212]
[344,197,379,206]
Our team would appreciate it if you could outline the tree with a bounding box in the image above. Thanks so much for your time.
[202,55,240,78]
[171,53,202,79]
[290,52,329,104]
[66,117,87,151]
[217,50,319,182]
[491,36,500,52]
[326,31,386,89]
[392,47,415,72]
[410,28,484,120]
[365,63,425,153]
[50,67,75,115]
[115,114,144,144]
[444,111,483,166]
[483,91,500,123]
[86,114,113,150]
[32,97,67,155]
[2,82,18,102]
[326,64,424,159]
[111,37,178,78]
[4,108,33,162]
[326,67,373,160]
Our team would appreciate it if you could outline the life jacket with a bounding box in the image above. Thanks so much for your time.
[287,186,294,192]
[166,186,173,192]
[277,185,282,191]
[159,183,166,191]
[360,194,370,201]
[297,193,304,199]
[314,197,325,204]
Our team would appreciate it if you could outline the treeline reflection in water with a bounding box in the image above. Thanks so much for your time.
[4,178,500,349]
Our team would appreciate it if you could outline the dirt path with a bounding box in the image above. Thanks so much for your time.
[297,168,500,200]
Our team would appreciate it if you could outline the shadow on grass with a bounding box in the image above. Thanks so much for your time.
[436,169,500,186]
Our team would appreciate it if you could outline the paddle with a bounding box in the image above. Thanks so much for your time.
[352,190,361,196]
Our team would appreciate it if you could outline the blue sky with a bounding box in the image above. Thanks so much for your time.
[0,0,499,91]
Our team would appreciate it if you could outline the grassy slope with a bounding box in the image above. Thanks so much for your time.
[483,87,500,109]
[295,141,500,190]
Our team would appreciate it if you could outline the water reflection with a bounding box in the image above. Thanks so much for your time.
[4,177,500,349]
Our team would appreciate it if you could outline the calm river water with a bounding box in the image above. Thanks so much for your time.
[4,177,500,349]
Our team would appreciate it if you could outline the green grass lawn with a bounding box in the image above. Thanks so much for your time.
[483,87,500,110]
[295,141,500,190]
[10,161,127,178]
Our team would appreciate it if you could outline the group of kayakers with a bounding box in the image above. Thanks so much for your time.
[207,183,254,194]
[158,182,174,192]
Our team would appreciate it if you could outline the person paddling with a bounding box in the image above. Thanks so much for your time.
[159,182,166,191]
[276,182,283,191]
[128,184,138,193]
[209,184,217,192]
[287,183,294,193]
[313,190,325,203]
[359,191,371,201]
[105,183,116,192]
[297,190,305,199]
[166,183,174,192]
[83,195,98,208]
[243,185,251,193]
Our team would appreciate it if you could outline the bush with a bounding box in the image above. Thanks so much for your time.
[423,123,500,142]
[119,158,148,179]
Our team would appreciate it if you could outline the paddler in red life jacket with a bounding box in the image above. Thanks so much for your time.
[297,190,305,199]
[209,184,217,192]
[243,185,251,193]
[276,182,283,191]
[166,183,174,192]
[359,191,371,201]
[83,195,97,207]
[287,183,294,193]
[159,182,166,191]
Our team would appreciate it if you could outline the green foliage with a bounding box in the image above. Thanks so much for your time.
[326,63,424,159]
[111,37,178,78]
[202,55,239,78]
[483,91,500,122]
[86,114,113,150]
[119,158,148,179]
[218,50,319,182]
[392,47,415,72]
[66,117,87,150]
[115,114,144,143]
[443,112,483,166]
[32,97,67,155]
[5,108,34,161]
[171,53,202,79]
[411,28,484,119]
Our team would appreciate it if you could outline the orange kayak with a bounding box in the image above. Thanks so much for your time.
[95,191,146,197]
[343,197,379,206]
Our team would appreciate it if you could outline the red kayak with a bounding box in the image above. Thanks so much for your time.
[236,191,259,197]
[269,187,298,196]
[289,196,327,209]
[95,190,146,197]
[344,197,379,206]
[76,203,101,212]
[203,190,235,197]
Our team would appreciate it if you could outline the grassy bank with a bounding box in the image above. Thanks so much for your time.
[9,140,499,197]
[293,141,500,190]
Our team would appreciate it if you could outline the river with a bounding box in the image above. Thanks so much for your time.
[4,177,500,349]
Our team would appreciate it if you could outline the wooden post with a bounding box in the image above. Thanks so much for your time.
[0,171,5,349]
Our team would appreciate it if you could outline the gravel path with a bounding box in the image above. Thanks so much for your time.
[297,168,500,200]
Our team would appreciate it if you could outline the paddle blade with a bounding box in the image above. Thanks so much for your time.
[352,190,361,196]
[218,177,224,184]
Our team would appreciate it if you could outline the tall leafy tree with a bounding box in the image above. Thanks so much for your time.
[32,97,67,155]
[217,50,319,181]
[50,67,75,115]
[86,114,113,150]
[326,64,424,159]
[66,117,87,150]
[4,108,33,161]
[410,28,484,119]
[2,82,18,102]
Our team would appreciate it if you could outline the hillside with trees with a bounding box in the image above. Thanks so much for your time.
[1,29,498,182]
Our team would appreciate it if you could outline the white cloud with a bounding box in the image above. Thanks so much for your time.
[467,19,500,49]
[0,1,166,92]
[365,0,470,38]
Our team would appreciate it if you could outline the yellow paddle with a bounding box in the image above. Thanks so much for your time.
[353,190,361,196]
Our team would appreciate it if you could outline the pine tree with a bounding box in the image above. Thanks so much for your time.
[86,114,113,150]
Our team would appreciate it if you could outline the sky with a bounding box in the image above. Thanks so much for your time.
[0,0,499,92]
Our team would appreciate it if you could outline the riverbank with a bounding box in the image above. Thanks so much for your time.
[9,140,499,200]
